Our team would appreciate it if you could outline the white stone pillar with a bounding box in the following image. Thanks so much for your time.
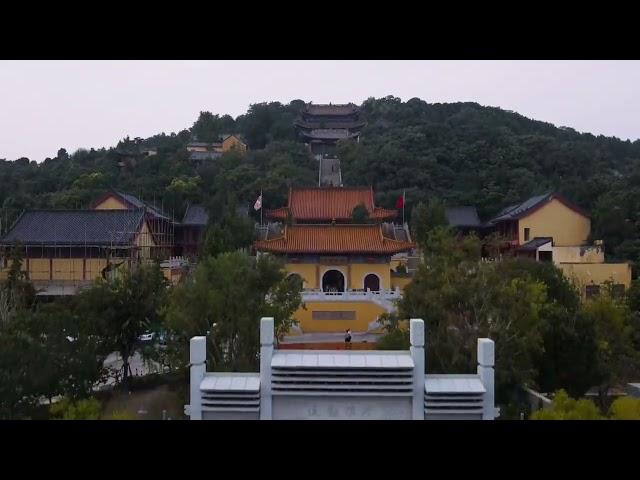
[477,338,496,420]
[410,319,425,420]
[189,336,206,420]
[260,317,274,420]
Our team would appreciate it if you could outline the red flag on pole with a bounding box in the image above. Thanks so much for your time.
[395,193,405,209]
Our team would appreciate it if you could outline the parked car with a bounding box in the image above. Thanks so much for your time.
[138,332,155,343]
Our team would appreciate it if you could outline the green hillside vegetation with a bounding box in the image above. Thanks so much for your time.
[2,96,640,269]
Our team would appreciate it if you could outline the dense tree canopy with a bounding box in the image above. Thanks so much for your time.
[163,251,303,372]
[2,96,640,269]
[379,206,640,405]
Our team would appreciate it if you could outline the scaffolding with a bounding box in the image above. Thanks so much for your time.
[0,204,178,297]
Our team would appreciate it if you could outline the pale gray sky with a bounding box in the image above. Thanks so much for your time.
[1,60,639,161]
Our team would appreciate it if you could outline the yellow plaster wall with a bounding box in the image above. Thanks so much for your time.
[285,263,318,289]
[391,275,412,290]
[94,196,129,210]
[559,262,632,293]
[85,259,107,280]
[294,301,387,333]
[519,198,590,246]
[222,136,247,152]
[284,262,393,291]
[135,220,156,258]
[349,263,391,290]
[28,259,51,280]
[553,245,604,264]
[51,259,85,280]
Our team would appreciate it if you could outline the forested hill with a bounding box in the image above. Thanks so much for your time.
[2,96,640,265]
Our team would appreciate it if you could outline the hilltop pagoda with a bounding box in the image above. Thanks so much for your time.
[295,103,366,157]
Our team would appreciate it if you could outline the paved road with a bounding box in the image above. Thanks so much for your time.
[97,350,163,389]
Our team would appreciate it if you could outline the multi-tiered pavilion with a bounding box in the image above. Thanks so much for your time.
[295,103,366,158]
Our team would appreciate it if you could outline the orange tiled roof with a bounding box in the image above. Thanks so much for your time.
[266,187,397,222]
[254,224,415,255]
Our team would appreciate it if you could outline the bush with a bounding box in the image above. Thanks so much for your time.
[609,396,640,420]
[376,329,410,350]
[49,397,102,420]
[105,410,136,420]
[530,390,602,420]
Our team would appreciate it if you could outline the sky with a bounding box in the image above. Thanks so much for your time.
[1,60,639,161]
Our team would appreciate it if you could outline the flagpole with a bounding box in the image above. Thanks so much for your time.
[260,189,263,227]
[402,189,405,225]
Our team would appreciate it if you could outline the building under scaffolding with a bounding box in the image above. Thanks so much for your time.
[0,207,177,297]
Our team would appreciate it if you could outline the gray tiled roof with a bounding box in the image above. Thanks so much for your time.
[182,204,209,226]
[489,193,552,223]
[114,191,170,220]
[517,237,553,252]
[445,206,481,227]
[1,210,145,246]
[304,103,358,115]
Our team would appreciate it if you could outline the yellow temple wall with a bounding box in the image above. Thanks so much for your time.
[348,263,390,290]
[285,263,319,289]
[294,301,387,333]
[284,262,394,291]
[94,196,129,210]
[518,198,590,247]
[391,275,412,290]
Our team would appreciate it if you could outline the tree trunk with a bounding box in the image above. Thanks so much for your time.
[121,350,129,390]
[597,384,609,412]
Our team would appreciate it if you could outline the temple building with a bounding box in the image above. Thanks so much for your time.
[0,190,189,295]
[295,103,366,158]
[447,192,632,299]
[91,190,175,260]
[186,134,247,162]
[176,204,209,258]
[254,186,415,335]
[0,209,158,296]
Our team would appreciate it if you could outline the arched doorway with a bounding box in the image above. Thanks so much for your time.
[322,269,345,292]
[364,273,380,292]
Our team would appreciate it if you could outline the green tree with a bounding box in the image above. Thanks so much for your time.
[392,226,548,400]
[202,210,254,258]
[582,294,639,409]
[495,259,597,397]
[49,397,102,420]
[75,264,168,389]
[0,319,42,418]
[411,199,448,250]
[530,389,603,420]
[164,251,302,372]
[608,396,640,420]
[351,203,370,223]
[1,245,36,321]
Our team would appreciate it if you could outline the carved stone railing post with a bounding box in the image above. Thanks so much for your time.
[260,317,274,420]
[477,338,496,420]
[410,319,425,420]
[189,336,206,420]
